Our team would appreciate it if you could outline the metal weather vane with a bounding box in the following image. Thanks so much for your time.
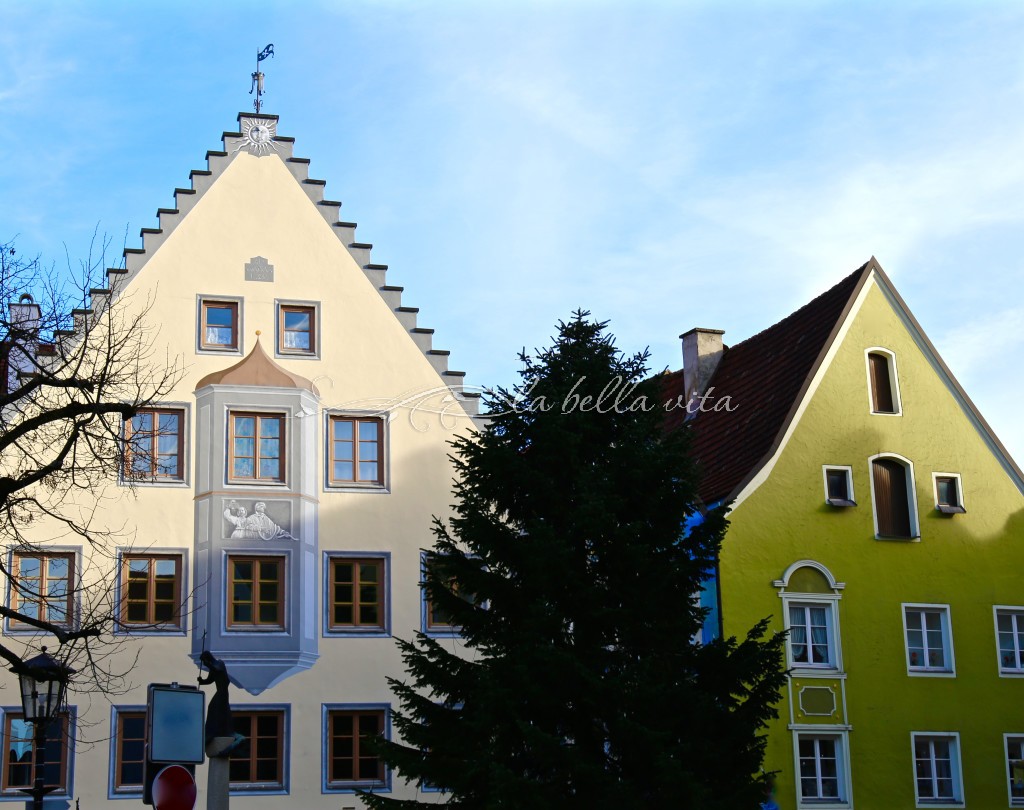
[250,43,275,113]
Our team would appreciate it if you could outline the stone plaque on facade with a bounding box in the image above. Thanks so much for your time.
[245,256,274,282]
[799,686,837,717]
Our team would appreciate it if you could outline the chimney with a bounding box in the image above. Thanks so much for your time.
[680,328,725,411]
[6,294,41,391]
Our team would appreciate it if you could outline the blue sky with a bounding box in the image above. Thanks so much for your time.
[3,1,1023,464]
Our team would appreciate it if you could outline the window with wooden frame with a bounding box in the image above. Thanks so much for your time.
[326,709,386,788]
[229,412,284,483]
[228,556,284,629]
[200,299,239,351]
[871,456,916,539]
[934,473,966,515]
[329,557,385,631]
[867,350,900,414]
[277,304,316,356]
[423,554,477,633]
[328,416,384,486]
[112,710,146,792]
[9,552,74,628]
[124,408,185,482]
[229,711,285,789]
[120,554,182,629]
[1,712,69,794]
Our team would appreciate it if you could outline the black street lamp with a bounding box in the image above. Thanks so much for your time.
[9,647,75,810]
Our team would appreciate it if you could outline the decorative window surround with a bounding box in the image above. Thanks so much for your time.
[122,406,189,485]
[911,732,964,807]
[227,555,286,631]
[108,706,146,797]
[0,707,76,798]
[275,300,320,359]
[822,465,856,507]
[5,549,80,633]
[322,704,391,794]
[865,347,903,416]
[197,296,243,355]
[932,472,966,515]
[902,604,955,677]
[115,551,187,635]
[228,412,285,484]
[774,561,845,675]
[323,552,391,638]
[229,707,290,795]
[324,411,390,493]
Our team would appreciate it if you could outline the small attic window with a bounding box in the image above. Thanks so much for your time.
[199,297,241,353]
[934,473,966,515]
[867,349,901,415]
[823,466,856,507]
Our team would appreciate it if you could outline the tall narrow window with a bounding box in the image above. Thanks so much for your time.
[326,709,386,788]
[868,351,898,413]
[230,413,284,483]
[124,408,184,482]
[329,416,383,486]
[872,457,914,538]
[113,710,146,792]
[9,552,74,628]
[1,713,69,794]
[228,556,284,629]
[996,609,1024,674]
[120,554,182,629]
[1006,735,1024,806]
[278,305,316,356]
[200,300,239,351]
[229,711,285,789]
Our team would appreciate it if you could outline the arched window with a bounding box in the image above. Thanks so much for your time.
[773,561,845,672]
[866,349,901,415]
[871,455,918,539]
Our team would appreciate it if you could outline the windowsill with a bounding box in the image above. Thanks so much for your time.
[229,785,287,795]
[226,480,288,487]
[870,409,902,416]
[275,350,319,361]
[826,498,857,508]
[876,534,921,542]
[999,669,1024,678]
[324,780,389,794]
[226,626,288,635]
[907,668,956,678]
[797,799,849,810]
[915,800,964,808]
[119,478,191,489]
[115,625,187,637]
[324,627,391,639]
[936,504,966,515]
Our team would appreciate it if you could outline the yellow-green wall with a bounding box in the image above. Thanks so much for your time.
[720,278,1024,809]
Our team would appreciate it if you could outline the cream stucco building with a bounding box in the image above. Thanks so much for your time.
[3,112,478,807]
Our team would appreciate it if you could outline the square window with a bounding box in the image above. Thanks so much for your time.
[228,556,285,629]
[229,710,286,791]
[823,466,855,507]
[903,605,955,676]
[124,408,185,482]
[8,552,75,629]
[326,709,387,790]
[200,299,239,351]
[788,603,836,668]
[1006,735,1024,806]
[1,711,70,794]
[912,733,963,806]
[112,709,146,793]
[229,412,285,483]
[797,734,848,805]
[996,608,1024,674]
[120,554,183,630]
[328,416,384,487]
[328,556,387,633]
[277,304,317,356]
[934,473,966,515]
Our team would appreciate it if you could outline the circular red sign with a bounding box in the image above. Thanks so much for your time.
[153,764,197,810]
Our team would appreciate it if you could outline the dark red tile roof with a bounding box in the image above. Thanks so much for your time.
[665,263,871,504]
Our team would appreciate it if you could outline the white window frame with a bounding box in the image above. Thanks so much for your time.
[792,729,852,809]
[902,604,955,677]
[868,453,920,541]
[774,561,845,675]
[994,606,1024,677]
[911,732,964,808]
[864,346,903,416]
[931,471,966,514]
[822,465,856,507]
[1004,733,1024,807]
[786,602,837,670]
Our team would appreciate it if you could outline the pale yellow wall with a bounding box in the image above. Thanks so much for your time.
[5,147,472,805]
[721,276,1024,809]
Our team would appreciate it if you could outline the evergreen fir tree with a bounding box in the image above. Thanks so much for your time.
[364,312,786,810]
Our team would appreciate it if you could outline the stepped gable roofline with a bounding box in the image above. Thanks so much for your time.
[195,337,319,395]
[669,258,1024,506]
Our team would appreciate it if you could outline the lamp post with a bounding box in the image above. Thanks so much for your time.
[9,647,75,810]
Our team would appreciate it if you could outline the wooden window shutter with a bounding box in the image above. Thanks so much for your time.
[869,353,895,413]
[873,458,911,537]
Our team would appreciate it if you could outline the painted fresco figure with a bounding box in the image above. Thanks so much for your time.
[224,500,293,540]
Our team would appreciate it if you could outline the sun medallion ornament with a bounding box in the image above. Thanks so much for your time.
[235,117,279,156]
